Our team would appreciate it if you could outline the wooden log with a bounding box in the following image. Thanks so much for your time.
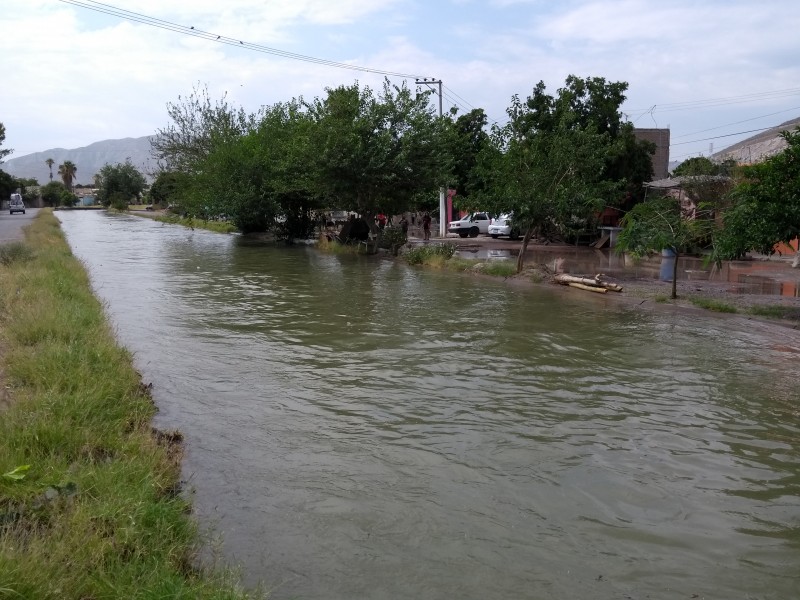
[555,274,622,291]
[568,282,608,294]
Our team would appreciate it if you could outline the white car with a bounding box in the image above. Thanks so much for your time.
[448,212,492,238]
[488,213,520,240]
[9,193,25,215]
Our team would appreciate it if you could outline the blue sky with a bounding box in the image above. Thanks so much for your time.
[2,0,800,163]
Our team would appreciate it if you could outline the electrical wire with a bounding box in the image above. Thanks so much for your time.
[669,126,780,147]
[56,0,428,79]
[625,87,800,114]
[671,106,800,139]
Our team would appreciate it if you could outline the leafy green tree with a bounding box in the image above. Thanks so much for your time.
[617,196,714,299]
[672,156,718,177]
[152,83,258,173]
[713,127,800,260]
[46,158,55,181]
[448,108,494,204]
[307,79,450,227]
[96,160,147,207]
[557,76,655,203]
[485,78,621,272]
[58,160,77,192]
[672,156,737,177]
[0,122,12,163]
[149,171,190,207]
[41,181,68,206]
[0,169,16,200]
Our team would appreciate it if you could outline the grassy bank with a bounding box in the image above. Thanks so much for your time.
[0,211,254,599]
[133,211,239,234]
[404,243,520,278]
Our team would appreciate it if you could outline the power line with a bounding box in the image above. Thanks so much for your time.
[670,126,780,147]
[626,87,800,114]
[56,0,428,79]
[671,106,800,139]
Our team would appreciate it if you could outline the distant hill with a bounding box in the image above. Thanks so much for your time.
[712,116,800,164]
[1,136,157,186]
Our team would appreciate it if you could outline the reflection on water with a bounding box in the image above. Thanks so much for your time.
[454,243,800,296]
[58,211,800,600]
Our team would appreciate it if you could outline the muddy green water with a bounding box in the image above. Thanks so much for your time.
[58,211,799,599]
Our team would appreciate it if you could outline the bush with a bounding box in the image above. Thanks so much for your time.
[404,243,457,265]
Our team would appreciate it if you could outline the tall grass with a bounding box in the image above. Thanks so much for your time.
[404,244,519,277]
[0,210,256,599]
[134,211,239,234]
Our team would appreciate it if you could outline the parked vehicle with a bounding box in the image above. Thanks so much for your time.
[9,193,25,215]
[448,212,492,238]
[488,213,520,240]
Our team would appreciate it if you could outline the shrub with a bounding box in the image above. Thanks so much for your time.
[0,241,34,266]
[404,243,456,265]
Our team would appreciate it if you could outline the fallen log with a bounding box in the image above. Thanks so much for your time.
[555,274,623,292]
[568,282,608,294]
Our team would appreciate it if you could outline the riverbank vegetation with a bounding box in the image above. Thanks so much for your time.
[142,76,800,275]
[0,211,255,598]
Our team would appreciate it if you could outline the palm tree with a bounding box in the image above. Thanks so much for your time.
[58,160,77,192]
[46,158,54,181]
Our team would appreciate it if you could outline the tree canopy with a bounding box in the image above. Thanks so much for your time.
[713,127,800,260]
[481,76,654,271]
[306,79,450,222]
[0,122,12,164]
[96,160,147,208]
[58,161,77,191]
[617,196,714,298]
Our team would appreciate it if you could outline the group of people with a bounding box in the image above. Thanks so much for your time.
[374,212,433,240]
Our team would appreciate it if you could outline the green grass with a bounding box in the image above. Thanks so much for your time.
[0,210,257,599]
[403,245,521,278]
[654,294,671,303]
[0,241,34,266]
[689,296,738,313]
[134,212,239,234]
[747,305,800,320]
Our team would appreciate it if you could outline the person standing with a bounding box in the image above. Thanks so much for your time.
[422,212,432,241]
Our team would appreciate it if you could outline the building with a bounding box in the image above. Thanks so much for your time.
[634,128,670,180]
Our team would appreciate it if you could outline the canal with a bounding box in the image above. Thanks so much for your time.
[57,211,799,599]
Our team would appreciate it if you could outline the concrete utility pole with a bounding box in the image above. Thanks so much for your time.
[415,78,446,237]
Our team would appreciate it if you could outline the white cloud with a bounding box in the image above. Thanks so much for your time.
[2,0,799,161]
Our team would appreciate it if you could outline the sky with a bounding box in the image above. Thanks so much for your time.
[2,0,800,164]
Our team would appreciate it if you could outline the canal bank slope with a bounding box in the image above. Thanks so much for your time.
[0,211,257,598]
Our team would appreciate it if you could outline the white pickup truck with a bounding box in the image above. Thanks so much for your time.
[447,212,492,238]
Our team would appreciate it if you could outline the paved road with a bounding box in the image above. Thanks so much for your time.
[0,207,39,243]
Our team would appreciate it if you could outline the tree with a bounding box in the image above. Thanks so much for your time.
[149,171,190,207]
[41,181,67,206]
[0,122,12,163]
[58,160,77,192]
[46,158,55,181]
[672,156,737,177]
[0,169,15,200]
[95,160,147,208]
[306,79,450,227]
[485,77,637,272]
[152,83,257,173]
[617,196,714,299]
[713,127,800,261]
[448,108,494,204]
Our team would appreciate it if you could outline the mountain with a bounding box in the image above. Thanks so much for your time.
[712,116,800,164]
[1,136,157,185]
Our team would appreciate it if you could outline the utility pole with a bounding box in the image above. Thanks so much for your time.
[415,78,446,237]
